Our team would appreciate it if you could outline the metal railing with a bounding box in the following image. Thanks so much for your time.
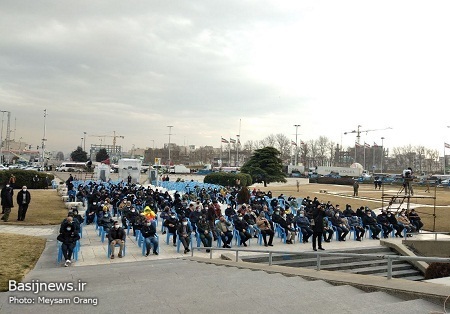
[404,231,450,241]
[191,247,450,279]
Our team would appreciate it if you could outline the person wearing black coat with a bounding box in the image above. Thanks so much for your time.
[108,221,126,259]
[312,205,326,251]
[234,214,251,246]
[163,214,179,246]
[16,186,31,221]
[386,211,405,238]
[126,207,140,236]
[1,183,14,222]
[361,210,382,239]
[58,216,80,267]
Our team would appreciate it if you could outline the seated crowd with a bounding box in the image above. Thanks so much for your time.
[58,182,424,265]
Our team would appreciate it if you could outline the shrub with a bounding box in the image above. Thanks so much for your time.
[424,262,450,280]
[204,172,251,187]
[0,170,54,189]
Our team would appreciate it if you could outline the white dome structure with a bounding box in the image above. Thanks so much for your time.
[350,163,364,169]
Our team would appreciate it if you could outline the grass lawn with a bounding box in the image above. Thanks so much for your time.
[0,233,46,292]
[254,182,450,232]
[0,189,68,225]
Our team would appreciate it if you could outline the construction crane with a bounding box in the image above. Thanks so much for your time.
[344,125,392,144]
[89,131,125,156]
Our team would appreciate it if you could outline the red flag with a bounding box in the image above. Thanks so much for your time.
[229,138,236,144]
[291,140,297,146]
[373,142,378,147]
[355,142,362,147]
[364,142,370,148]
[300,141,305,145]
[221,137,229,144]
[445,142,450,149]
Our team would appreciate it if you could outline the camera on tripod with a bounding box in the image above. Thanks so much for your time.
[402,167,412,179]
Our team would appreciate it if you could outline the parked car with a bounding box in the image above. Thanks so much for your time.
[0,165,8,170]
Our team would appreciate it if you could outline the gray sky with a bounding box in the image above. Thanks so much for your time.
[1,0,450,155]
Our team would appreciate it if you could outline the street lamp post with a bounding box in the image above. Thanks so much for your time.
[381,137,385,173]
[294,124,300,165]
[81,137,84,148]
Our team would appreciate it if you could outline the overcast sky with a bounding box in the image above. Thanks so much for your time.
[1,0,450,155]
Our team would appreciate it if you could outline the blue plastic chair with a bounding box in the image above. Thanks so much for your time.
[176,233,194,253]
[141,234,159,256]
[107,240,126,257]
[57,241,79,264]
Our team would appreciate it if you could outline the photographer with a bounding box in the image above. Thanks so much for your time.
[402,167,414,196]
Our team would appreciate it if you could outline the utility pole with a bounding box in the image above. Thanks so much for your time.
[294,124,300,165]
[167,126,174,165]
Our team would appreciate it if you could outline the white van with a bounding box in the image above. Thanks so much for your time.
[57,162,86,172]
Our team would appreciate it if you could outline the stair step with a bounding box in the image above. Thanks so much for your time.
[344,263,415,275]
[371,269,423,279]
[309,259,404,271]
[399,275,425,281]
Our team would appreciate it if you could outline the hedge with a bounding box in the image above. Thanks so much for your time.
[0,170,54,189]
[204,172,252,187]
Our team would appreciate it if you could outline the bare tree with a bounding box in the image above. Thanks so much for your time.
[275,133,291,163]
[260,134,276,148]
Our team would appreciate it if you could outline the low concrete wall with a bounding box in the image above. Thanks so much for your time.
[404,239,450,258]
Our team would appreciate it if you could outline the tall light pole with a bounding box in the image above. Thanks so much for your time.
[81,137,84,148]
[167,125,173,165]
[294,124,300,165]
[381,137,385,173]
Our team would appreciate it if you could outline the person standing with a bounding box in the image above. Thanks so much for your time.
[16,186,31,221]
[31,175,40,189]
[312,205,325,251]
[296,180,300,192]
[1,183,14,222]
[353,180,359,197]
[9,174,16,189]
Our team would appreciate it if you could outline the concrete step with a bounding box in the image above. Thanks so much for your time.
[313,259,405,271]
[270,254,395,267]
[344,263,415,275]
[371,269,424,279]
[346,298,441,314]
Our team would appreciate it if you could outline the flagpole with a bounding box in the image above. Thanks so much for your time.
[444,144,446,175]
[236,119,241,167]
[220,137,222,168]
[354,142,357,164]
